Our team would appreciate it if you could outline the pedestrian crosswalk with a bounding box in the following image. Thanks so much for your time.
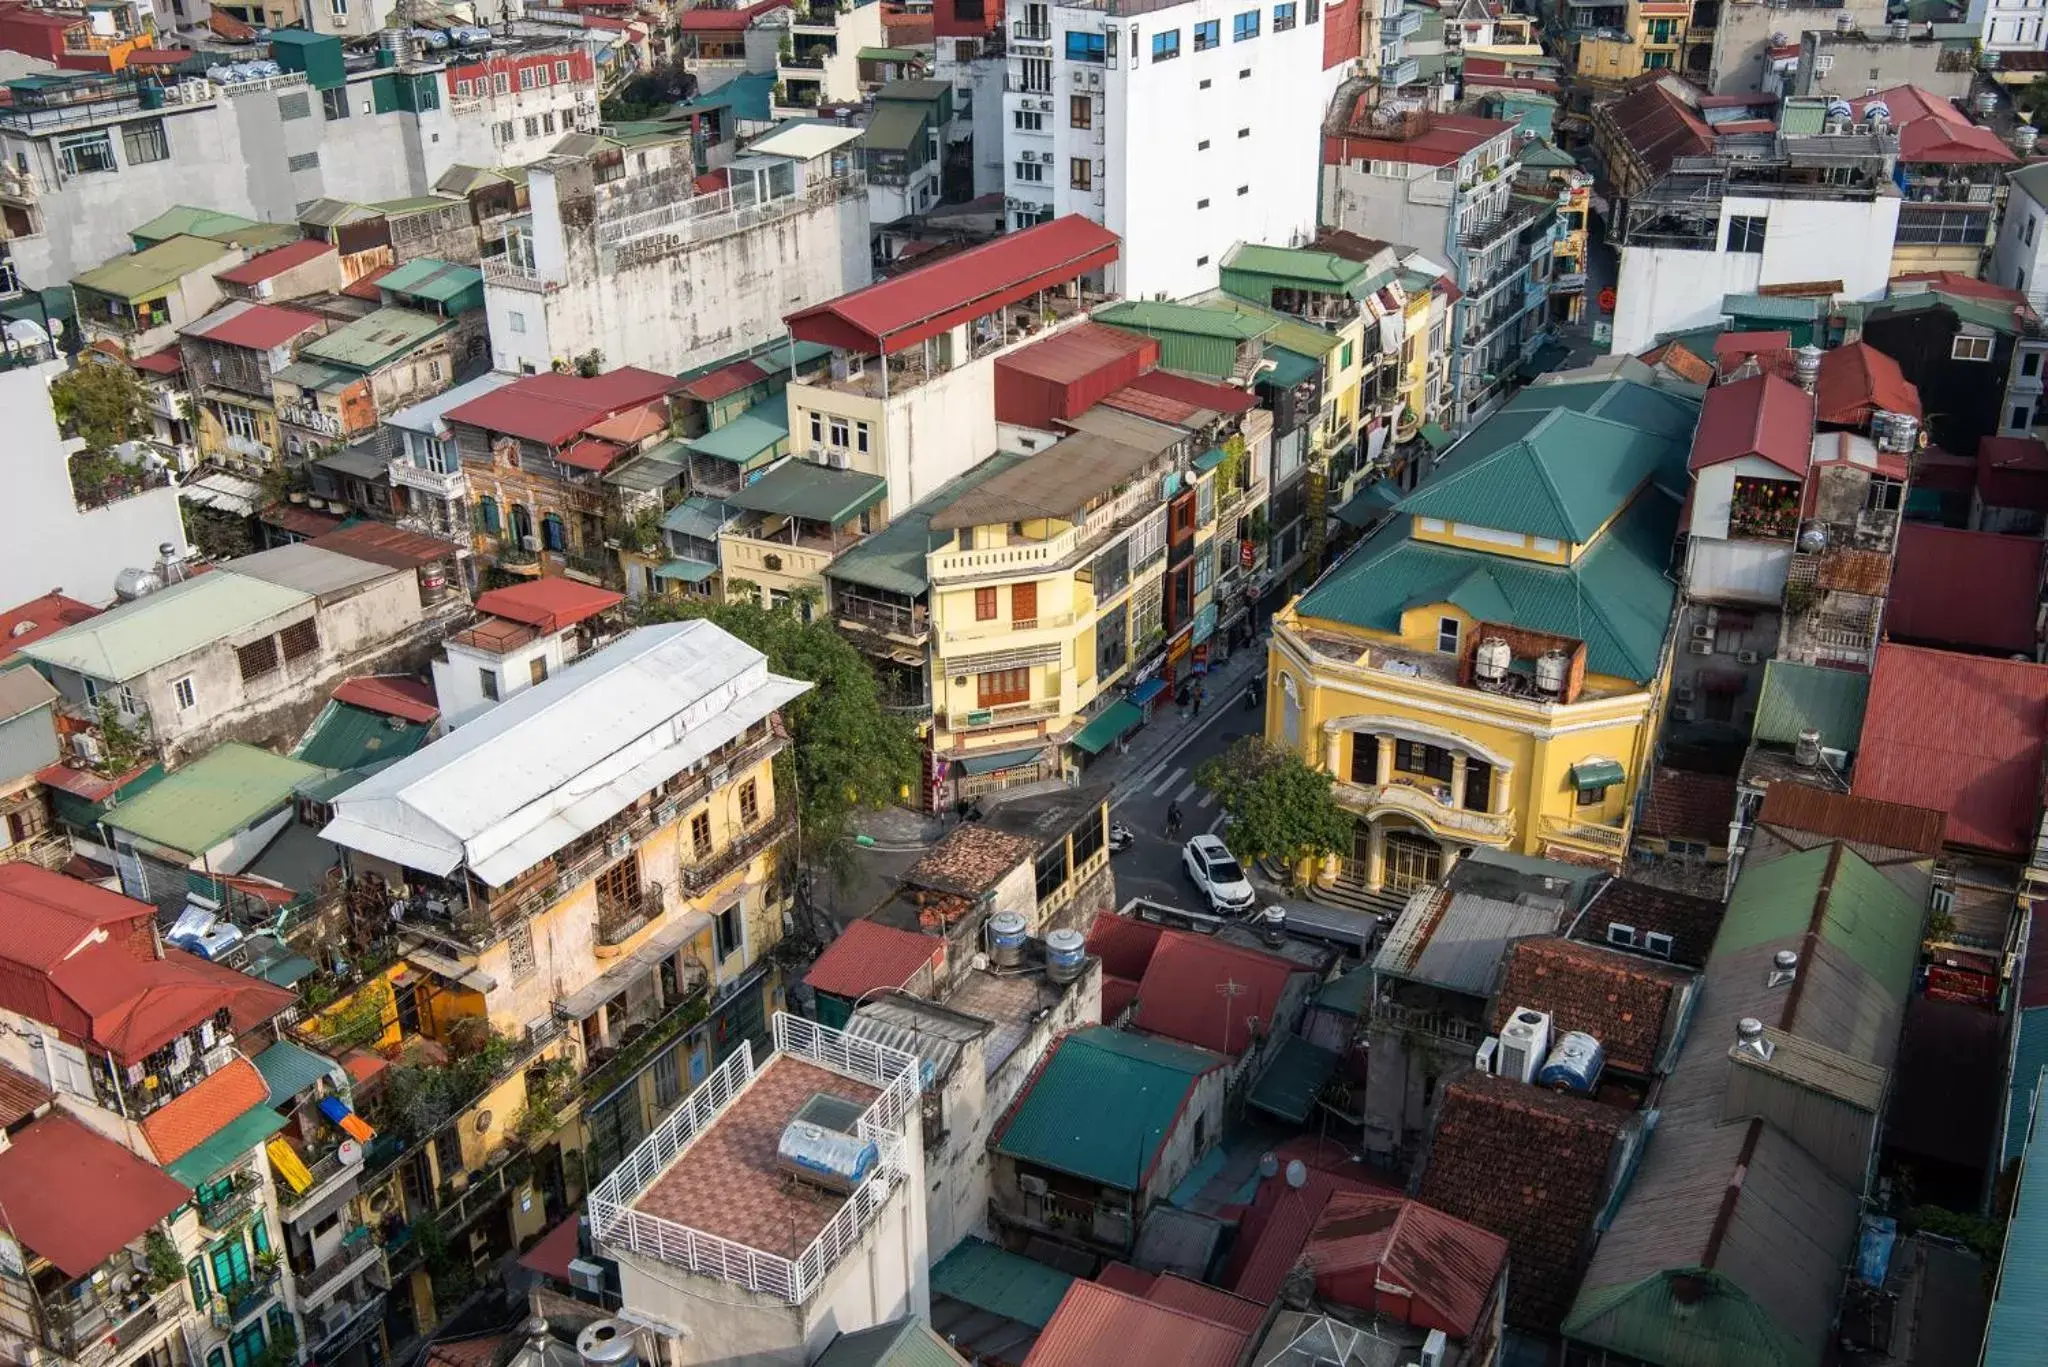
[1151,765,1185,797]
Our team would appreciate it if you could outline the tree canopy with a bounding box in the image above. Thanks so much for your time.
[637,593,919,876]
[50,359,149,453]
[1197,737,1353,885]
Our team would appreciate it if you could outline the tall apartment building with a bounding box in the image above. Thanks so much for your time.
[998,0,1346,300]
[482,120,869,378]
[932,0,1008,199]
[771,0,889,118]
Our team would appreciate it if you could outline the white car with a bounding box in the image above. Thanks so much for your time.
[1184,833,1255,912]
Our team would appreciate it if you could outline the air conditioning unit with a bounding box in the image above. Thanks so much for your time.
[521,534,541,552]
[1036,98,1053,111]
[1686,639,1715,655]
[1690,623,1714,641]
[826,449,850,469]
[1017,1174,1050,1197]
[1673,683,1696,703]
[1671,702,1696,723]
[566,1259,606,1294]
[1474,1036,1498,1074]
[1418,1329,1449,1367]
[710,766,731,789]
[70,733,102,763]
[1496,1007,1552,1084]
[1736,649,1761,665]
[608,832,632,858]
[655,801,679,826]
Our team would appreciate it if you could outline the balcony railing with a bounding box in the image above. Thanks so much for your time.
[197,1177,260,1233]
[1011,20,1051,40]
[1369,999,1486,1047]
[575,963,714,1102]
[596,881,666,947]
[296,1229,380,1305]
[388,459,468,500]
[680,811,793,894]
[1538,813,1628,855]
[937,697,1062,731]
[835,597,928,641]
[1334,779,1514,841]
[41,1278,187,1367]
[483,255,554,293]
[210,1273,278,1330]
[279,1147,361,1217]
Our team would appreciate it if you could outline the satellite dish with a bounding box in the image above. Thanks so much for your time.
[337,1138,363,1167]
[1285,1159,1308,1189]
[1258,1152,1279,1180]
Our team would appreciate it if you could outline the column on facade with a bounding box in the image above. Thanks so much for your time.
[1376,735,1395,787]
[1492,763,1511,816]
[1324,726,1344,777]
[1365,821,1386,891]
[1450,752,1469,809]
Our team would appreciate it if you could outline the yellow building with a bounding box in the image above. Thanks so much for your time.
[1267,375,1696,900]
[1573,0,1689,83]
[1520,140,1595,324]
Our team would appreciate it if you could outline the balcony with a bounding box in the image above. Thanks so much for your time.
[1011,20,1051,41]
[937,696,1063,732]
[296,1228,380,1308]
[1538,813,1628,857]
[389,459,468,501]
[308,1293,386,1360]
[792,1,841,31]
[596,881,667,948]
[279,1146,363,1220]
[1334,778,1514,842]
[482,255,555,293]
[1377,56,1421,87]
[210,1272,278,1330]
[39,1276,187,1367]
[941,610,1079,646]
[680,810,794,894]
[835,596,928,644]
[573,962,714,1101]
[1368,998,1486,1047]
[196,1175,261,1233]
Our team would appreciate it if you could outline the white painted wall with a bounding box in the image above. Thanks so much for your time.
[1969,0,2048,50]
[1991,178,2048,308]
[432,629,582,730]
[1611,193,1901,354]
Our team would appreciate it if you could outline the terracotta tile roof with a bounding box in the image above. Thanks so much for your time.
[0,1060,51,1128]
[1417,1073,1629,1331]
[1132,930,1309,1057]
[0,1114,188,1277]
[585,402,668,445]
[207,9,255,38]
[1814,340,1921,426]
[1854,643,2048,856]
[1569,879,1724,969]
[1636,766,1737,844]
[473,578,623,631]
[332,675,440,725]
[1757,782,1945,856]
[904,824,1040,897]
[1492,938,1691,1075]
[140,1056,271,1165]
[805,919,943,999]
[1814,546,1894,596]
[1637,340,1713,385]
[1888,523,2044,655]
[0,592,100,664]
[1024,1281,1249,1367]
[516,1215,580,1282]
[1083,912,1165,981]
[426,1335,508,1367]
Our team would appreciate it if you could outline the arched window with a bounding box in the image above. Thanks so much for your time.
[477,496,500,536]
[206,1349,226,1367]
[542,512,567,552]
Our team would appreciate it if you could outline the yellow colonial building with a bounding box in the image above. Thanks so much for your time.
[1268,375,1696,901]
[1572,0,1689,84]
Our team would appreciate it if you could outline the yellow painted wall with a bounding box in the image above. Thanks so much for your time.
[1889,241,1985,280]
[1410,518,1580,565]
[194,396,279,464]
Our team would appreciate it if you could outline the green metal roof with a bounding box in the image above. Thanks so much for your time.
[102,743,326,857]
[655,558,718,583]
[375,257,483,305]
[250,1040,337,1102]
[1752,660,1869,750]
[1295,487,1682,683]
[18,572,312,681]
[857,45,922,62]
[1716,844,1921,1005]
[994,1025,1219,1190]
[1394,378,1698,543]
[606,441,690,493]
[1204,293,1341,357]
[1316,966,1370,1016]
[1336,480,1403,529]
[1263,346,1319,389]
[1094,299,1274,342]
[163,1105,289,1187]
[1192,446,1228,472]
[687,392,789,466]
[273,359,354,392]
[824,452,1029,598]
[957,746,1045,776]
[1871,288,2023,335]
[1722,293,1823,323]
[301,307,452,371]
[2007,1010,2048,1167]
[1246,1034,1341,1124]
[1420,420,1455,450]
[1221,243,1371,294]
[1987,1088,2048,1366]
[860,100,929,153]
[1565,1268,1807,1367]
[368,195,464,216]
[293,700,432,771]
[929,1237,1074,1328]
[1518,138,1577,169]
[876,77,949,103]
[813,1320,965,1367]
[73,235,231,302]
[727,460,887,524]
[662,496,736,542]
[130,205,260,246]
[1069,700,1143,756]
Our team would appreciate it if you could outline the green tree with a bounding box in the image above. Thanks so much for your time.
[636,594,918,876]
[50,359,149,453]
[1197,737,1352,887]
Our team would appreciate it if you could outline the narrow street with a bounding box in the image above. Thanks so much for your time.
[1102,682,1265,911]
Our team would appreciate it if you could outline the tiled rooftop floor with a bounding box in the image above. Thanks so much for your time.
[630,1056,880,1257]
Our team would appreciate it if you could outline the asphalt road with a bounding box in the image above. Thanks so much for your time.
[1104,683,1266,911]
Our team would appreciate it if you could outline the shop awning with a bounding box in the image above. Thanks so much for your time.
[1571,758,1625,792]
[959,746,1046,777]
[655,557,718,583]
[1420,421,1455,451]
[165,1105,289,1186]
[1130,678,1167,707]
[1070,701,1144,755]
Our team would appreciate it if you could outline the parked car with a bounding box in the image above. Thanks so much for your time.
[1183,833,1255,912]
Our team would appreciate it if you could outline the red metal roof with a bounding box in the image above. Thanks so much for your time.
[1636,765,1738,845]
[785,215,1119,356]
[518,1214,582,1281]
[1024,1281,1248,1367]
[139,1056,269,1164]
[994,322,1158,429]
[474,578,623,631]
[680,358,768,403]
[1301,1188,1508,1339]
[129,347,184,377]
[1082,911,1164,982]
[1712,329,1791,360]
[123,49,189,65]
[0,864,156,972]
[1888,523,2044,655]
[560,436,628,471]
[0,1061,50,1128]
[1100,974,1140,1024]
[1978,435,2048,512]
[1756,784,1946,855]
[185,303,324,351]
[1142,1276,1269,1335]
[1131,930,1308,1057]
[0,1114,188,1277]
[332,675,440,725]
[342,263,396,301]
[443,367,680,447]
[1854,643,2048,856]
[1892,270,2031,307]
[215,238,331,286]
[1118,368,1258,415]
[1688,372,1812,475]
[803,919,942,999]
[207,9,255,37]
[678,0,782,23]
[1324,113,1513,168]
[261,502,345,538]
[1814,341,1921,426]
[312,521,458,569]
[1857,86,2016,165]
[0,592,99,664]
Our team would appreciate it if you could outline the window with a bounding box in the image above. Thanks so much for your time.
[1065,31,1105,62]
[1394,740,1454,782]
[1234,10,1260,40]
[1195,18,1220,48]
[1954,334,1994,362]
[519,65,536,90]
[56,131,114,176]
[1724,214,1766,253]
[227,1324,265,1367]
[2029,214,2039,248]
[557,60,571,81]
[1070,95,1092,128]
[1606,922,1637,948]
[1013,109,1043,131]
[1238,184,1249,195]
[1070,157,1092,190]
[507,310,526,334]
[236,637,280,682]
[1198,139,1210,150]
[2018,406,2035,430]
[975,587,997,620]
[829,417,849,447]
[1464,760,1492,813]
[1577,781,1610,808]
[173,677,196,710]
[524,116,540,139]
[652,1046,681,1108]
[478,496,500,534]
[1436,615,1460,654]
[1274,1,1296,29]
[1341,341,1354,369]
[714,901,743,960]
[2027,352,2043,378]
[1349,734,1379,784]
[740,778,759,825]
[329,0,345,14]
[530,656,549,686]
[1014,159,1045,183]
[977,667,1031,707]
[534,65,551,86]
[1238,126,1251,138]
[1151,29,1181,60]
[479,668,499,701]
[1013,581,1038,625]
[594,855,640,913]
[1200,78,1211,89]
[320,85,349,120]
[691,811,712,858]
[493,71,510,94]
[1308,0,1319,19]
[1034,843,1067,901]
[121,120,168,165]
[279,619,317,661]
[1644,931,1675,959]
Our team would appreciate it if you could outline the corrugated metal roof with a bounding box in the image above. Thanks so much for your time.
[1246,1033,1341,1123]
[301,306,452,371]
[250,1039,339,1101]
[805,920,941,999]
[825,452,1027,598]
[131,206,259,245]
[994,1026,1221,1189]
[813,1319,966,1367]
[1025,1281,1247,1367]
[1093,298,1275,341]
[229,543,392,599]
[929,1236,1075,1328]
[746,121,866,160]
[294,700,432,771]
[1133,930,1309,1056]
[103,744,326,856]
[384,370,517,436]
[184,300,326,351]
[1888,523,2044,655]
[1986,1066,2048,1365]
[18,572,311,681]
[2012,1015,2048,1171]
[847,999,986,1085]
[686,392,789,465]
[1221,243,1371,293]
[1755,784,1944,857]
[1721,292,1823,323]
[929,431,1158,531]
[661,495,737,542]
[860,100,927,153]
[74,235,232,303]
[1751,659,1869,750]
[726,459,885,523]
[375,257,482,304]
[0,1115,188,1278]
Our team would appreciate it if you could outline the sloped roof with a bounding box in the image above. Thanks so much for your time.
[1756,784,1945,856]
[1856,85,2016,165]
[1571,879,1725,968]
[804,920,942,999]
[1637,765,1738,845]
[1084,911,1166,981]
[1024,1281,1248,1367]
[1751,658,1870,751]
[1493,937,1691,1075]
[1887,523,2044,655]
[1854,643,2048,856]
[1689,372,1813,476]
[1813,340,1920,425]
[74,235,234,303]
[1132,929,1310,1056]
[930,1237,1075,1329]
[183,300,325,351]
[1986,1060,2048,1366]
[442,367,679,447]
[1301,1187,1509,1338]
[0,1114,188,1277]
[814,1319,967,1367]
[16,572,310,681]
[139,1056,270,1164]
[474,578,623,631]
[1599,73,1713,180]
[993,1026,1222,1189]
[0,864,154,972]
[214,238,331,286]
[101,743,325,857]
[0,593,98,664]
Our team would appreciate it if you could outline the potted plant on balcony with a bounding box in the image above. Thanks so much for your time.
[143,1232,182,1294]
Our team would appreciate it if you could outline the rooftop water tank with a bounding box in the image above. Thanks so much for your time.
[576,1321,638,1367]
[1045,928,1086,984]
[988,911,1028,967]
[1534,649,1569,696]
[1536,1031,1604,1093]
[776,1093,878,1195]
[1473,636,1511,684]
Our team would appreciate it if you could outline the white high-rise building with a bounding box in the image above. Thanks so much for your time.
[1000,0,1351,302]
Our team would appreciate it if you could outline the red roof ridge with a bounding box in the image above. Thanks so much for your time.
[473,577,624,631]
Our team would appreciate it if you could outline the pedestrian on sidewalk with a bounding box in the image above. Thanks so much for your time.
[1166,800,1184,838]
[1192,684,1204,719]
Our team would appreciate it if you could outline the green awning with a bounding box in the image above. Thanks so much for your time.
[1247,1035,1342,1125]
[959,746,1047,777]
[251,1040,338,1101]
[858,45,921,62]
[1571,758,1626,792]
[1192,446,1229,472]
[165,1106,290,1187]
[1420,421,1455,451]
[1262,347,1318,389]
[1070,701,1144,756]
[655,558,718,583]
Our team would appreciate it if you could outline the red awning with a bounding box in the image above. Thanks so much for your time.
[518,1215,582,1282]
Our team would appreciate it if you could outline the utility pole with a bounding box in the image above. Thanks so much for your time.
[1216,977,1248,1055]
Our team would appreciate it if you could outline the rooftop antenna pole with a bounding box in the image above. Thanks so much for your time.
[1216,977,1248,1055]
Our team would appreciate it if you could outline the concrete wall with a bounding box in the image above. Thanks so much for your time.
[1322,163,1457,261]
[432,629,582,729]
[1791,32,1972,102]
[0,705,59,789]
[1611,193,1900,353]
[1709,0,1886,93]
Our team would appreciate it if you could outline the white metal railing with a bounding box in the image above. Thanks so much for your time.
[597,173,866,252]
[588,1015,920,1303]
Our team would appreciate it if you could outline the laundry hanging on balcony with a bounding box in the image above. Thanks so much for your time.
[266,1137,313,1193]
[318,1095,377,1144]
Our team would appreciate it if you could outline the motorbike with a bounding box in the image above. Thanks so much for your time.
[1108,821,1136,854]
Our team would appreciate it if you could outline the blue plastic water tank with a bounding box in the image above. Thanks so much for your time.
[1536,1031,1605,1093]
[776,1121,878,1195]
